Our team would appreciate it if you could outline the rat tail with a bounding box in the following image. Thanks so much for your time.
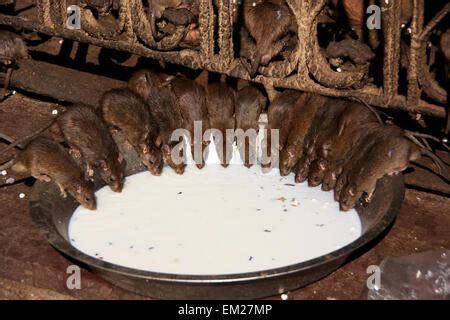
[0,159,15,171]
[405,132,450,180]
[348,97,384,125]
[405,130,450,151]
[419,148,450,181]
[0,119,56,155]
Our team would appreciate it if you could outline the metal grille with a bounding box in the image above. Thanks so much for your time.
[0,0,448,118]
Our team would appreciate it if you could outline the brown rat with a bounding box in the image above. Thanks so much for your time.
[205,79,236,167]
[334,125,403,202]
[244,2,296,77]
[235,85,267,168]
[169,75,210,169]
[0,30,29,100]
[339,135,421,211]
[147,85,186,175]
[0,104,126,194]
[148,0,195,41]
[162,7,195,26]
[295,98,348,183]
[9,137,96,210]
[261,90,303,171]
[99,88,163,176]
[308,101,380,189]
[52,104,124,192]
[321,121,381,191]
[279,94,329,176]
[128,69,165,102]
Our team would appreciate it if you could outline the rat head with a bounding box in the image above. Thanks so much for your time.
[128,69,162,101]
[191,140,210,169]
[319,141,333,159]
[339,183,359,212]
[334,175,347,201]
[13,36,29,61]
[322,170,337,191]
[98,155,124,193]
[280,145,297,176]
[294,160,309,183]
[162,143,185,175]
[243,142,255,168]
[308,159,327,187]
[377,138,418,177]
[139,142,163,176]
[68,180,96,211]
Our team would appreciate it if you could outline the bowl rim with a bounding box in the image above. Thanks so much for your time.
[28,172,404,284]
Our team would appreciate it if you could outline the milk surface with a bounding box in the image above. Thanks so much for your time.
[69,138,361,275]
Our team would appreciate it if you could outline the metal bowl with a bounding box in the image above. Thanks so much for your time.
[28,148,404,299]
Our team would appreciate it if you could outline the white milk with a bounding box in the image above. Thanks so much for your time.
[69,136,362,275]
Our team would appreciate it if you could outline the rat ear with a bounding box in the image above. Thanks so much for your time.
[409,145,421,161]
[318,159,327,170]
[72,182,82,194]
[99,159,108,171]
[348,187,355,197]
[387,148,395,158]
[155,135,163,147]
[284,145,294,157]
[141,144,150,154]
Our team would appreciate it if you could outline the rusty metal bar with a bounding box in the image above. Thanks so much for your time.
[1,59,124,106]
[0,14,203,68]
[407,0,424,110]
[217,0,233,71]
[0,0,447,118]
[382,0,402,105]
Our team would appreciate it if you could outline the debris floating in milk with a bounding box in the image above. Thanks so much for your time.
[69,165,362,275]
[68,126,361,275]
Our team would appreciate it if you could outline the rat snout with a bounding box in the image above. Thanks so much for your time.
[87,202,97,211]
[321,181,331,191]
[280,167,289,176]
[295,166,308,183]
[175,166,185,175]
[196,162,206,169]
[339,200,353,212]
[308,175,321,187]
[149,161,163,176]
[110,180,123,193]
[279,160,291,176]
[339,187,357,211]
[322,173,335,191]
[83,196,97,211]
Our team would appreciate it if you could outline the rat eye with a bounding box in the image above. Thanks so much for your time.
[85,197,91,202]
